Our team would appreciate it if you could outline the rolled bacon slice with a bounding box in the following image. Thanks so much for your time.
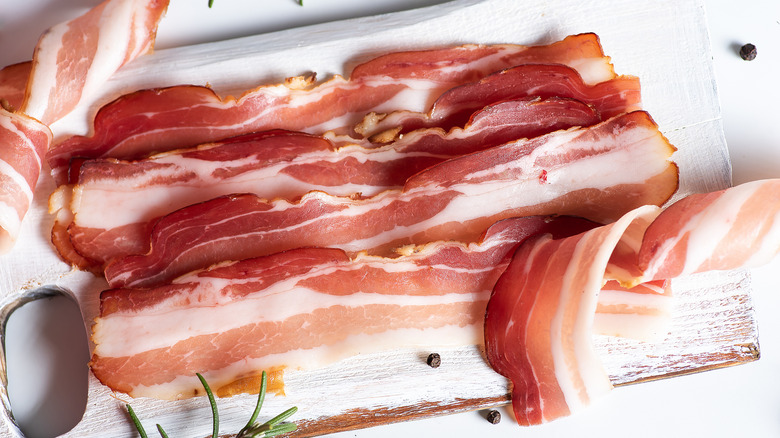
[484,205,661,425]
[355,64,641,138]
[0,0,168,253]
[101,111,679,288]
[46,33,617,183]
[53,96,600,269]
[90,215,597,399]
[0,108,52,252]
[485,178,780,426]
[21,0,169,125]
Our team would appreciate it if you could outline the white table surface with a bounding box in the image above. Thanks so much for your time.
[1,1,779,437]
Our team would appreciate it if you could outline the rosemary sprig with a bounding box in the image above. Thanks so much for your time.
[126,372,297,438]
[196,373,220,438]
[126,404,148,438]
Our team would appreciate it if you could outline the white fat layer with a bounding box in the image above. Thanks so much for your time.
[0,202,21,251]
[94,278,490,358]
[592,313,671,341]
[551,206,659,411]
[72,146,446,228]
[126,324,482,400]
[20,23,68,119]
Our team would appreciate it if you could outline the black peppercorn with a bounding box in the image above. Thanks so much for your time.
[426,352,441,368]
[739,43,757,61]
[486,409,501,424]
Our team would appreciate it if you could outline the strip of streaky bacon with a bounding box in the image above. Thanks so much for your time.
[46,33,618,184]
[21,0,169,125]
[0,108,52,253]
[51,96,600,270]
[0,0,168,254]
[484,205,662,426]
[0,62,31,111]
[100,111,679,288]
[89,215,601,399]
[484,179,780,426]
[355,64,641,139]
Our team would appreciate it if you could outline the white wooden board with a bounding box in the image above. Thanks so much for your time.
[0,0,755,436]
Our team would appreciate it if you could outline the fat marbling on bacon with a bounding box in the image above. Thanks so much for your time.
[0,0,168,253]
[52,96,602,270]
[46,33,619,184]
[89,215,599,399]
[99,111,679,288]
[485,179,780,426]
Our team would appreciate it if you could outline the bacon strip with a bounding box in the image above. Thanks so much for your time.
[21,0,169,125]
[46,33,617,183]
[100,111,678,288]
[52,96,600,269]
[355,64,640,138]
[89,216,598,399]
[484,178,780,426]
[0,62,31,111]
[0,108,52,252]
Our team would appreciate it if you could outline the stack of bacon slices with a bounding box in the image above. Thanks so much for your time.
[2,0,779,430]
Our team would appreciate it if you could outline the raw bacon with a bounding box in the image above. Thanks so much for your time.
[355,64,640,138]
[484,206,661,425]
[52,96,600,269]
[46,33,618,184]
[21,0,169,125]
[89,216,598,399]
[484,179,780,426]
[100,111,679,288]
[0,62,31,111]
[0,108,52,252]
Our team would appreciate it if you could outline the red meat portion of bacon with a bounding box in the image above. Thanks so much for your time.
[46,33,617,184]
[99,111,678,288]
[355,64,640,138]
[90,215,598,399]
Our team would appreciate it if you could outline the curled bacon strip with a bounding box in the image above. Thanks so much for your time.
[46,33,616,183]
[485,179,780,425]
[96,111,678,288]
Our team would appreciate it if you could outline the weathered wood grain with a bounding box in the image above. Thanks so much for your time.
[0,0,751,436]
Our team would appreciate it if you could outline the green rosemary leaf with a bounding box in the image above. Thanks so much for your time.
[196,373,220,438]
[156,424,170,438]
[264,406,298,427]
[126,404,149,438]
[239,371,268,436]
[208,0,215,7]
[262,422,298,437]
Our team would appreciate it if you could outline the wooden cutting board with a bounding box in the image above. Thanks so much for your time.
[0,0,755,436]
